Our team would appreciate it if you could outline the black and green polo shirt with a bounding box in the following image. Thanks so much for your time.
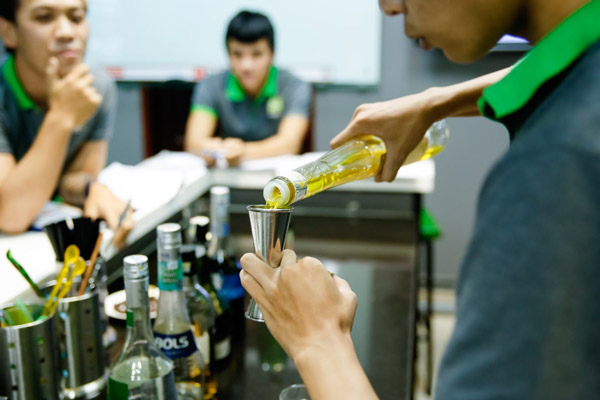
[437,2,600,398]
[190,66,311,142]
[0,56,116,168]
[478,0,600,137]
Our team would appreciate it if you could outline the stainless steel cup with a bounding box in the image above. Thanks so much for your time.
[42,280,106,400]
[0,304,61,400]
[245,205,293,322]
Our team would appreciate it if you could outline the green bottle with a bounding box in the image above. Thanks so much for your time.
[108,255,176,399]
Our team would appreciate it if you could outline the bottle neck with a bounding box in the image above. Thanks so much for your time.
[124,277,154,343]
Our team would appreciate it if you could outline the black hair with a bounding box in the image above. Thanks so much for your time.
[226,10,275,51]
[0,0,18,23]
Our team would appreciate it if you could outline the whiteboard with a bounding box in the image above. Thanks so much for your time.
[85,0,382,85]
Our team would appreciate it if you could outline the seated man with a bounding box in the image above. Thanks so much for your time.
[185,10,311,167]
[0,0,132,245]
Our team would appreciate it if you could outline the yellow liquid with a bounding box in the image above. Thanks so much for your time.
[264,137,444,209]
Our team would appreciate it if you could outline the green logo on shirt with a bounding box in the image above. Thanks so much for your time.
[266,96,284,117]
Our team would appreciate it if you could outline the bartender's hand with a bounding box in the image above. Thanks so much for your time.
[83,182,134,249]
[330,92,438,183]
[240,250,358,360]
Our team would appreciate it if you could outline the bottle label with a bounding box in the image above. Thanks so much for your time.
[126,310,134,328]
[215,336,231,361]
[158,260,183,291]
[154,331,198,360]
[211,272,223,292]
[194,330,210,365]
[220,274,245,301]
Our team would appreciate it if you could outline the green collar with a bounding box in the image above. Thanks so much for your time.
[2,56,36,110]
[478,0,600,121]
[226,65,278,103]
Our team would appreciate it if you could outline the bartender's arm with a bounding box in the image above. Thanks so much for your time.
[0,62,101,233]
[240,250,379,400]
[331,67,512,182]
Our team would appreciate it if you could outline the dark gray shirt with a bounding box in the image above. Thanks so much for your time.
[435,39,600,400]
[190,66,310,142]
[0,57,116,170]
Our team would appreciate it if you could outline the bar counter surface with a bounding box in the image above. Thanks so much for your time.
[1,151,435,400]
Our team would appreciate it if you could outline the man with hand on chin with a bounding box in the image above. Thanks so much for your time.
[0,0,132,246]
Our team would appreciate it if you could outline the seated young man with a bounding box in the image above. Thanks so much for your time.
[184,10,311,167]
[0,0,132,245]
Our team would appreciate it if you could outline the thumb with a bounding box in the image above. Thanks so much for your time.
[46,57,60,89]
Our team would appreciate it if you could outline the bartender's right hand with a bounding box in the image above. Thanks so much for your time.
[47,57,102,128]
[330,92,438,183]
[240,249,358,361]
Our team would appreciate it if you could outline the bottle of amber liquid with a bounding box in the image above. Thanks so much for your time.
[264,120,449,207]
[181,244,218,400]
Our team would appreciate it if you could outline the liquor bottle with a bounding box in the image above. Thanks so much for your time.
[198,243,232,372]
[181,244,218,400]
[108,255,177,400]
[190,215,210,247]
[205,186,246,341]
[264,119,449,207]
[153,223,206,400]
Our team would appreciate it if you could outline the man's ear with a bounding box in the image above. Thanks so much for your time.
[0,17,18,51]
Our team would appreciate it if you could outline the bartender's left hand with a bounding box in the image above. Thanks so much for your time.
[240,249,358,361]
[84,182,134,248]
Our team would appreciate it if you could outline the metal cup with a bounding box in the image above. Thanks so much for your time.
[42,280,106,400]
[245,205,293,322]
[0,304,61,400]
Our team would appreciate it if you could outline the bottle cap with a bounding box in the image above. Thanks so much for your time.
[263,178,291,206]
[210,186,230,197]
[157,223,182,246]
[190,215,210,244]
[123,255,149,279]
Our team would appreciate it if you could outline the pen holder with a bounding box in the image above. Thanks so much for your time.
[42,282,106,400]
[0,304,61,400]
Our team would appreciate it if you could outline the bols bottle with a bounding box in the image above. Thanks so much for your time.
[153,223,205,400]
[108,255,176,399]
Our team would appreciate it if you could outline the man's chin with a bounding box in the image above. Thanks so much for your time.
[58,59,82,77]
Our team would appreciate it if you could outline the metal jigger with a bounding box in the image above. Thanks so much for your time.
[245,205,293,322]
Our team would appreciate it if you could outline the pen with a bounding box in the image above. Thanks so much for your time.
[116,200,132,231]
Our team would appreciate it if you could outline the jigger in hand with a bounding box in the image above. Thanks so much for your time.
[245,205,293,322]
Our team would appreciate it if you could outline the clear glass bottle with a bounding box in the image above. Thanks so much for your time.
[181,244,218,400]
[205,186,246,342]
[108,255,177,400]
[264,119,449,207]
[153,223,206,400]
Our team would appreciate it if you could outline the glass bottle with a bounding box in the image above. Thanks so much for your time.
[190,215,210,247]
[264,119,449,207]
[181,244,218,400]
[205,186,246,342]
[108,255,177,400]
[198,244,232,372]
[153,223,206,400]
